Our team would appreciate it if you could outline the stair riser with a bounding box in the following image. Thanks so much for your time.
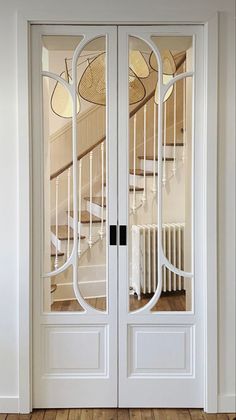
[51,232,62,252]
[140,159,174,172]
[86,200,106,219]
[163,145,184,159]
[129,173,146,188]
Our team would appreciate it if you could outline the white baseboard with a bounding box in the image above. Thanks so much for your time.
[218,394,236,413]
[53,280,106,301]
[0,396,19,413]
[53,264,106,301]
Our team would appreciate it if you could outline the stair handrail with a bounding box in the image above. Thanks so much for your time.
[50,89,156,180]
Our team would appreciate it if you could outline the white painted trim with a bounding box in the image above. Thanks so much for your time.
[17,12,218,414]
[218,394,236,413]
[17,14,32,414]
[203,13,218,413]
[0,397,19,413]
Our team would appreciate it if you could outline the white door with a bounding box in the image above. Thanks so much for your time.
[32,25,118,407]
[118,25,204,407]
[32,23,205,408]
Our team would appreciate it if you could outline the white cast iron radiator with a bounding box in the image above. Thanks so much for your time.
[131,223,185,299]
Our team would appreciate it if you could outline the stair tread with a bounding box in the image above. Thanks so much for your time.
[164,142,184,146]
[138,156,174,161]
[51,245,64,257]
[129,186,144,192]
[51,225,85,240]
[104,182,143,192]
[70,210,105,223]
[51,284,57,293]
[130,169,157,176]
[84,196,107,207]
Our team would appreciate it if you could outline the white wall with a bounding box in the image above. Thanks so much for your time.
[0,0,235,413]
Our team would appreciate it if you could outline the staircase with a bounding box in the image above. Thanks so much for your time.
[49,67,186,302]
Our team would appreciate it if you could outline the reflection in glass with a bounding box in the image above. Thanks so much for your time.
[128,35,193,312]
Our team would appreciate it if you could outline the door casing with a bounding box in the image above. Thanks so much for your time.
[17,13,218,413]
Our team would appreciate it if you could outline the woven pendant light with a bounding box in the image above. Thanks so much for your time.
[50,60,80,119]
[129,50,149,78]
[78,52,146,106]
[149,49,176,75]
[78,53,106,106]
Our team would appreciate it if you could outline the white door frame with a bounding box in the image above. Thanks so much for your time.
[17,12,218,413]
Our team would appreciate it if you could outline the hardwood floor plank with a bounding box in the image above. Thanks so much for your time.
[68,409,81,420]
[129,408,142,420]
[95,297,106,311]
[153,409,167,420]
[31,410,45,420]
[80,409,93,420]
[92,409,118,420]
[117,409,130,419]
[165,409,179,420]
[103,409,118,419]
[177,409,192,419]
[189,409,204,419]
[92,409,105,420]
[56,410,69,420]
[140,409,154,419]
[43,410,57,420]
[2,412,234,420]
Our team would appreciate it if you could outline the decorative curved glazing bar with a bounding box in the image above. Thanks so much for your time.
[161,71,193,99]
[129,36,194,315]
[42,72,74,278]
[163,255,193,278]
[43,35,108,314]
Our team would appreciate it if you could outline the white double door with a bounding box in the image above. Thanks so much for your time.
[32,24,204,408]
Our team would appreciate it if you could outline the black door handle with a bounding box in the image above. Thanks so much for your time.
[109,225,117,245]
[119,225,127,246]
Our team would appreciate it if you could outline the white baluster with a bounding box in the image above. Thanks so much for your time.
[132,114,137,213]
[152,102,157,194]
[182,63,186,162]
[67,168,71,259]
[99,142,105,239]
[54,176,59,269]
[78,159,82,257]
[172,82,177,175]
[142,105,147,204]
[88,151,93,248]
[162,102,167,186]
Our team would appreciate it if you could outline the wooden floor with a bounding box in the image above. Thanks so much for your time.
[1,409,235,420]
[51,291,186,312]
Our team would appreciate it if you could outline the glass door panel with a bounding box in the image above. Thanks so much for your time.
[128,35,193,312]
[42,34,108,312]
[32,25,117,408]
[119,26,204,407]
